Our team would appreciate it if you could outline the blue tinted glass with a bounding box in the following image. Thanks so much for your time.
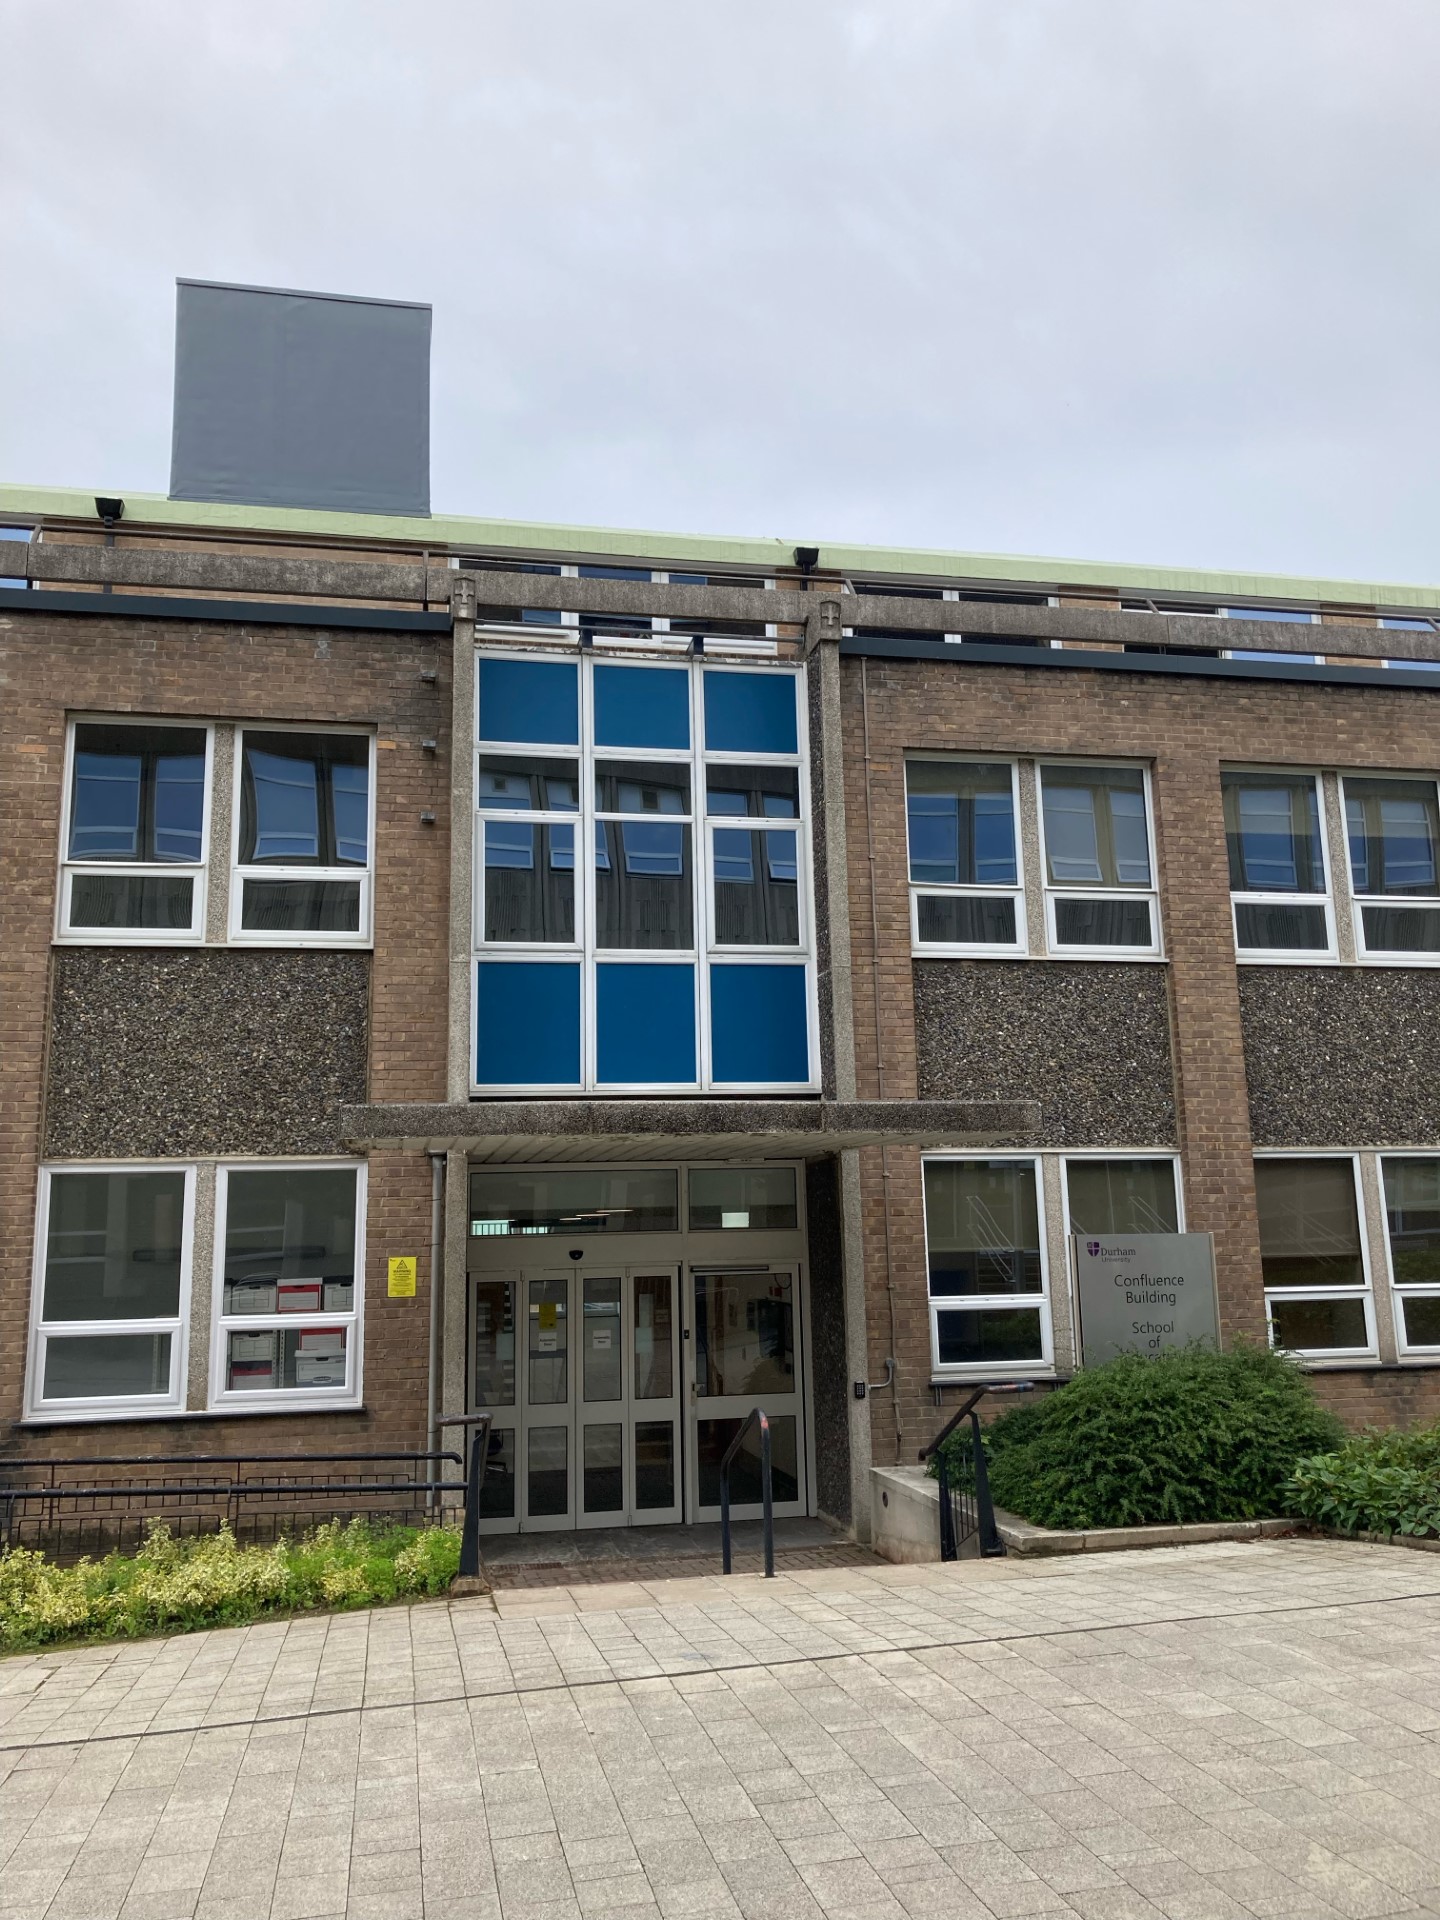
[703,672,798,754]
[250,750,320,861]
[151,755,206,862]
[1225,608,1313,623]
[477,658,579,745]
[1229,649,1319,664]
[580,565,652,580]
[485,821,536,870]
[332,762,369,865]
[593,666,690,749]
[1381,618,1433,631]
[709,965,809,1084]
[71,751,142,859]
[1387,659,1440,671]
[622,822,684,875]
[475,962,581,1085]
[597,965,696,1084]
[714,828,754,883]
[520,608,563,626]
[766,830,799,882]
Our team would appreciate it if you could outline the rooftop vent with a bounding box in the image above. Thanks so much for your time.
[168,279,431,517]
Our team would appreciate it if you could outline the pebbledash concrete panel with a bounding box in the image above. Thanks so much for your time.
[1241,965,1440,1147]
[45,948,369,1158]
[913,959,1177,1145]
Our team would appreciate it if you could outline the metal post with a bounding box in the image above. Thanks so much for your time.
[970,1409,1005,1558]
[459,1428,484,1579]
[936,1450,957,1562]
[720,1465,733,1575]
[759,1415,774,1578]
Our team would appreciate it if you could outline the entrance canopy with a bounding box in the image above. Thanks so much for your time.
[340,1097,1040,1160]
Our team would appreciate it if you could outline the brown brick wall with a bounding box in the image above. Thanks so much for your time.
[842,653,1440,1460]
[0,606,449,1458]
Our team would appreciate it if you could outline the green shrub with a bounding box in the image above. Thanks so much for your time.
[0,1517,462,1654]
[1287,1423,1440,1538]
[935,1345,1344,1530]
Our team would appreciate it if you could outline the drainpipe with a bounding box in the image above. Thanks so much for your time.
[427,1152,445,1506]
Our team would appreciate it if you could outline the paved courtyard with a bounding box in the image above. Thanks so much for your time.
[3,1537,1440,1920]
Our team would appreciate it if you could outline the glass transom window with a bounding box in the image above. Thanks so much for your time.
[473,653,813,1092]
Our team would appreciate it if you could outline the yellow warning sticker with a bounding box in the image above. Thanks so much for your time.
[537,1301,558,1330]
[387,1256,417,1298]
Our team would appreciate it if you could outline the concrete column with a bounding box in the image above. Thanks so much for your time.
[205,726,234,943]
[441,1145,470,1421]
[185,1160,218,1410]
[447,591,476,1102]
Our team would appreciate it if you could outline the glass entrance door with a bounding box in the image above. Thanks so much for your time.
[473,1265,682,1532]
[690,1268,806,1520]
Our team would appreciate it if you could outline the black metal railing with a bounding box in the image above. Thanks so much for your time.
[0,1416,493,1567]
[919,1384,1034,1561]
[719,1407,775,1577]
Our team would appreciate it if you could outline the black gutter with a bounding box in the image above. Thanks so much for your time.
[840,633,1440,691]
[0,588,450,633]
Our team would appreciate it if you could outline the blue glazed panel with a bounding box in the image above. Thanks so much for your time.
[710,964,810,1084]
[596,964,697,1085]
[477,657,579,746]
[593,664,690,750]
[476,961,581,1085]
[703,671,798,755]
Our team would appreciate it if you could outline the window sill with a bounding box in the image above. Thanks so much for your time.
[928,1371,1058,1387]
[912,949,1167,965]
[16,1404,371,1429]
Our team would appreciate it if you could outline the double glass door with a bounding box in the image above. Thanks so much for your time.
[474,1266,682,1530]
[690,1269,804,1520]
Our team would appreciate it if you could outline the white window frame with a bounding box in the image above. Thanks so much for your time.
[1225,767,1337,963]
[229,725,376,948]
[1339,772,1440,967]
[56,718,213,945]
[26,1162,196,1421]
[208,1159,367,1412]
[1036,759,1163,960]
[1255,1151,1376,1362]
[904,755,1026,958]
[471,648,818,1096]
[1376,1153,1440,1359]
[1059,1150,1185,1343]
[921,1153,1055,1381]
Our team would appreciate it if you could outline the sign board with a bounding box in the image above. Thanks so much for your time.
[387,1256,417,1299]
[1072,1233,1219,1367]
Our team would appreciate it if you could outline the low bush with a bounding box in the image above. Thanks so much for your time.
[0,1517,461,1654]
[935,1345,1344,1530]
[1287,1423,1440,1539]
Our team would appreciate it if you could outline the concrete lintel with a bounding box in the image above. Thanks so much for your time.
[339,1096,1041,1156]
[1,539,447,605]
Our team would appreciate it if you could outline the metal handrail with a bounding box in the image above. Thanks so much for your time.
[919,1382,1035,1561]
[435,1414,495,1578]
[719,1407,774,1578]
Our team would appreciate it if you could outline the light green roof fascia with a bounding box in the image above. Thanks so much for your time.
[4,480,1440,611]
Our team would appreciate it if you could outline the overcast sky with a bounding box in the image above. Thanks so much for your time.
[4,1,1439,582]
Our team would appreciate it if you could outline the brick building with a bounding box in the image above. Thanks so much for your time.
[6,290,1440,1543]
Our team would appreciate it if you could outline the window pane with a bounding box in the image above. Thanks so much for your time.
[1269,1296,1369,1352]
[714,829,799,945]
[595,825,692,949]
[240,878,361,933]
[222,1168,356,1312]
[1041,766,1150,888]
[240,733,369,867]
[688,1167,798,1231]
[1346,779,1440,896]
[528,1280,568,1406]
[1400,1296,1440,1348]
[1383,1159,1440,1287]
[226,1325,348,1391]
[596,963,697,1083]
[483,822,575,942]
[582,1277,623,1402]
[915,895,1017,946]
[705,766,800,818]
[1222,773,1323,892]
[70,724,206,863]
[476,755,579,811]
[1053,897,1153,947]
[594,761,690,815]
[1066,1159,1178,1236]
[469,1168,679,1236]
[593,665,690,750]
[528,1426,569,1517]
[473,1280,517,1406]
[923,1161,1042,1297]
[475,961,581,1086]
[69,873,195,931]
[479,1428,516,1519]
[906,762,1017,886]
[1234,900,1328,952]
[709,964,809,1084]
[697,1414,799,1506]
[634,1421,676,1509]
[583,1423,624,1513]
[43,1332,172,1400]
[703,671,798,754]
[936,1307,1044,1366]
[633,1272,674,1398]
[477,657,579,746]
[1360,904,1440,954]
[44,1171,186,1321]
[695,1271,795,1396]
[1255,1159,1364,1288]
